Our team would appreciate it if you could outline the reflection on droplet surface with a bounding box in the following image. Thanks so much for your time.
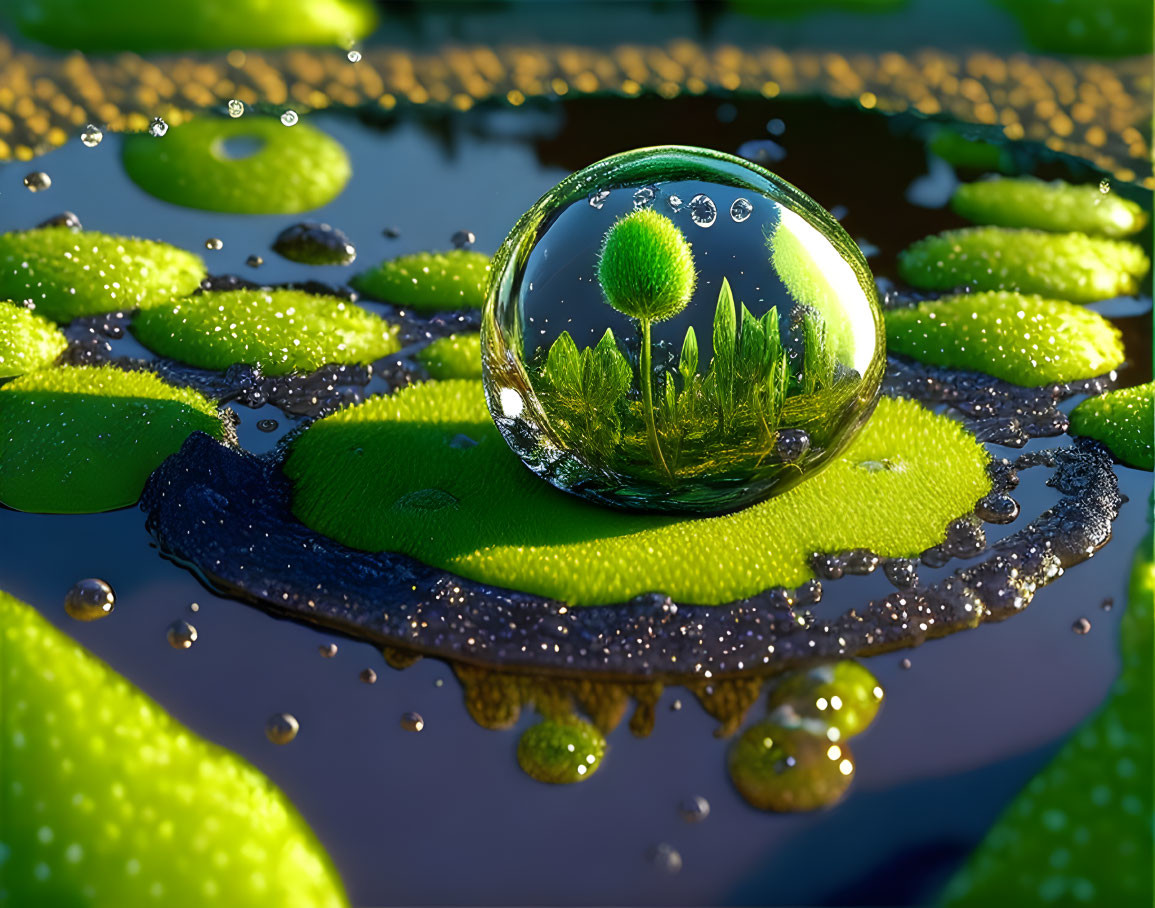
[23,172,50,192]
[166,619,197,649]
[319,642,338,658]
[148,117,168,137]
[360,668,377,684]
[272,222,356,265]
[451,229,476,249]
[204,238,223,251]
[678,795,711,823]
[401,711,425,732]
[80,124,103,148]
[281,110,299,127]
[64,578,115,622]
[256,418,279,432]
[346,49,362,63]
[227,99,245,118]
[1072,617,1092,635]
[481,146,885,513]
[649,843,683,874]
[266,712,299,745]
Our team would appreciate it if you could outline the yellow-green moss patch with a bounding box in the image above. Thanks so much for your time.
[1069,382,1153,470]
[951,178,1148,238]
[0,300,67,377]
[517,719,606,784]
[0,365,223,513]
[132,289,399,376]
[352,250,491,311]
[417,333,482,379]
[285,380,990,605]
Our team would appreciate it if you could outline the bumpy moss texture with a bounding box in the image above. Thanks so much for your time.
[0,300,67,377]
[286,380,990,605]
[352,250,491,311]
[0,365,223,513]
[132,289,398,376]
[897,227,1149,303]
[952,178,1148,238]
[0,228,205,323]
[417,333,482,380]
[885,291,1124,386]
[123,117,351,215]
[517,719,606,784]
[942,529,1153,905]
[1069,381,1154,470]
[12,0,376,52]
[0,589,348,907]
[597,209,696,322]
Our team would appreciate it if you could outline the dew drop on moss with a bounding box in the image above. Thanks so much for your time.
[516,718,605,784]
[64,578,115,622]
[482,146,885,513]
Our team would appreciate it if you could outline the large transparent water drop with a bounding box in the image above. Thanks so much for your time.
[482,146,885,513]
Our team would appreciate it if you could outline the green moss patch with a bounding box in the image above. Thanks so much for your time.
[352,250,492,311]
[1069,381,1154,470]
[885,291,1124,386]
[897,227,1149,303]
[0,588,347,906]
[517,719,606,784]
[132,289,398,376]
[0,301,67,377]
[417,333,482,379]
[123,117,351,215]
[0,228,205,323]
[952,178,1148,238]
[927,128,1013,172]
[0,365,223,513]
[285,380,990,605]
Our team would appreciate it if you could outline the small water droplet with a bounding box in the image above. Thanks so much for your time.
[23,172,50,192]
[148,117,168,137]
[245,254,264,268]
[227,99,245,118]
[588,189,610,209]
[1098,179,1111,194]
[1100,597,1114,611]
[648,843,683,874]
[360,668,377,684]
[38,211,82,231]
[64,578,115,622]
[899,657,912,670]
[667,194,684,212]
[434,678,444,688]
[451,229,476,249]
[204,238,223,251]
[80,124,103,147]
[347,49,362,63]
[401,711,425,732]
[273,222,356,265]
[256,418,279,433]
[383,226,401,239]
[280,110,299,127]
[730,198,753,222]
[188,602,200,612]
[689,193,717,227]
[166,619,197,649]
[266,712,299,745]
[678,795,710,823]
[670,699,683,711]
[632,186,656,209]
[319,642,338,658]
[1072,617,1091,635]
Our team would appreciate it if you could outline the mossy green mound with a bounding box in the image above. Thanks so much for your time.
[352,250,492,311]
[0,300,67,377]
[0,365,223,513]
[952,178,1148,238]
[0,589,348,907]
[517,719,606,784]
[897,227,1149,303]
[1069,381,1154,470]
[132,289,398,376]
[12,0,376,52]
[417,333,482,380]
[0,228,205,323]
[885,291,1124,386]
[728,722,854,812]
[123,117,351,215]
[927,128,1013,173]
[942,529,1153,905]
[768,661,884,740]
[285,380,990,605]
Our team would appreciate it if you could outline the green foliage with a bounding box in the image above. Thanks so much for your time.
[417,333,482,380]
[517,719,606,784]
[11,0,377,52]
[0,588,348,907]
[597,208,697,322]
[728,722,854,812]
[132,288,398,376]
[768,661,884,740]
[537,328,632,453]
[285,380,990,605]
[952,177,1148,238]
[941,528,1154,905]
[0,365,223,513]
[122,117,351,215]
[1069,381,1154,470]
[885,291,1124,386]
[927,128,1013,172]
[352,250,492,311]
[0,228,204,322]
[897,227,1149,303]
[997,0,1152,57]
[0,300,67,377]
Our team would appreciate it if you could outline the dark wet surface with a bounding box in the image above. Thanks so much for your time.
[0,98,1151,905]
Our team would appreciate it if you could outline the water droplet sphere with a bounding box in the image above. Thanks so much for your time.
[482,146,885,513]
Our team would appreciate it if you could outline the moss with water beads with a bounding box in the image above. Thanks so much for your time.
[0,300,67,377]
[885,291,1124,386]
[417,333,482,380]
[767,661,884,740]
[0,228,205,322]
[897,227,1149,303]
[352,250,492,311]
[728,721,855,812]
[285,379,990,605]
[0,589,347,907]
[132,289,399,376]
[517,719,606,784]
[123,117,351,215]
[1069,381,1154,470]
[952,178,1148,238]
[0,364,223,513]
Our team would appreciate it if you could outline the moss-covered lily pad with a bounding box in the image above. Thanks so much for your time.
[1069,381,1154,470]
[951,177,1148,238]
[897,227,1149,303]
[885,291,1124,386]
[123,117,351,215]
[132,289,399,376]
[0,300,67,377]
[285,379,990,605]
[0,228,205,322]
[352,250,492,311]
[0,589,348,906]
[0,365,224,513]
[417,333,482,379]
